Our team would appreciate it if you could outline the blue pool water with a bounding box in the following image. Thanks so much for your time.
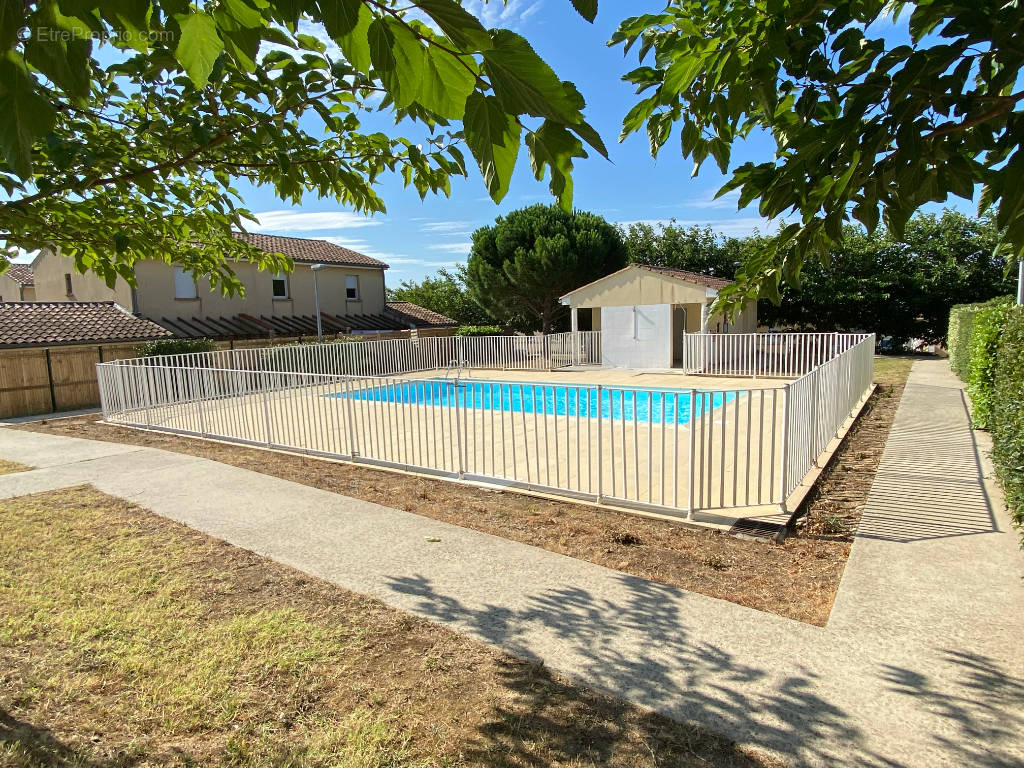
[334,379,735,425]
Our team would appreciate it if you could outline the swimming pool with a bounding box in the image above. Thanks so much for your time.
[335,378,736,425]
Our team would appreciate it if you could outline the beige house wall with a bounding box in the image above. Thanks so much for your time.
[31,248,134,307]
[563,266,710,308]
[564,266,758,335]
[0,272,34,302]
[704,303,758,334]
[28,248,387,319]
[134,261,386,319]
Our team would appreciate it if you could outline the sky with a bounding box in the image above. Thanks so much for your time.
[235,0,803,285]
[15,0,971,283]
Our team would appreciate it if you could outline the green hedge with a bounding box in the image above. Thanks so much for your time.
[990,307,1024,530]
[966,303,1017,429]
[137,338,217,356]
[948,297,1013,380]
[456,325,503,336]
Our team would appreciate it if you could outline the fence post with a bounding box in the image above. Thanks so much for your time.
[454,380,465,479]
[596,384,603,502]
[778,383,791,512]
[196,367,207,437]
[687,388,697,520]
[261,372,272,446]
[343,376,359,458]
[809,370,820,466]
[142,364,153,428]
[96,364,108,418]
[43,348,57,413]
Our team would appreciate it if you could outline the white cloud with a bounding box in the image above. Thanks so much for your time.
[249,210,381,232]
[318,236,405,263]
[392,257,464,267]
[692,188,743,209]
[465,0,543,30]
[419,220,475,234]
[4,246,38,263]
[318,237,461,268]
[655,188,743,211]
[426,242,473,254]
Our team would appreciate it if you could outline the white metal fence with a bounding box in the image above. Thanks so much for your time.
[104,331,601,379]
[97,331,874,520]
[678,332,867,377]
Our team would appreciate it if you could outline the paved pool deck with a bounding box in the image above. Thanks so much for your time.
[0,358,1021,766]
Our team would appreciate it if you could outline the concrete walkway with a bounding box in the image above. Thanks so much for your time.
[1,359,1022,767]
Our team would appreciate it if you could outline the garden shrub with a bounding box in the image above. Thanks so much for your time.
[990,307,1024,531]
[138,337,217,357]
[457,325,503,336]
[966,302,1016,429]
[947,296,1013,380]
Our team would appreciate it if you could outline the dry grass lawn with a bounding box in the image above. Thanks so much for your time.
[0,459,31,475]
[14,357,914,626]
[0,486,781,768]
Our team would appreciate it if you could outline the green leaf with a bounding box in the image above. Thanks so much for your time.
[663,55,703,94]
[221,0,264,28]
[334,0,372,71]
[102,0,153,52]
[482,30,580,122]
[525,121,585,209]
[463,92,521,202]
[385,19,425,109]
[173,12,224,88]
[24,33,92,103]
[366,17,426,109]
[0,55,56,179]
[0,0,24,50]
[368,17,396,76]
[417,47,475,119]
[568,118,608,159]
[219,20,261,70]
[568,0,598,23]
[415,0,491,50]
[320,0,361,38]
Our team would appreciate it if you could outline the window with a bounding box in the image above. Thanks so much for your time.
[272,274,289,299]
[64,273,73,296]
[345,275,359,300]
[173,266,197,299]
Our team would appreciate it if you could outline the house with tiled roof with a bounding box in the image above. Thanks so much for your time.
[0,302,171,349]
[559,263,757,369]
[0,264,35,302]
[25,234,455,339]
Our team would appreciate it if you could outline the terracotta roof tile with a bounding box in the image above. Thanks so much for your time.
[634,265,734,290]
[385,301,457,328]
[148,301,455,340]
[233,232,388,268]
[0,302,172,348]
[4,264,34,285]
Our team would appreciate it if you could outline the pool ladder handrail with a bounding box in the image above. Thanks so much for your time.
[443,357,464,384]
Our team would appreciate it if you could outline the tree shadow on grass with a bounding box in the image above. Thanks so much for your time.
[0,709,127,768]
[384,571,884,767]
[386,570,1024,767]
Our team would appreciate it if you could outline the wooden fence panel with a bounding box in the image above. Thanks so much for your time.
[0,349,52,417]
[0,343,142,418]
